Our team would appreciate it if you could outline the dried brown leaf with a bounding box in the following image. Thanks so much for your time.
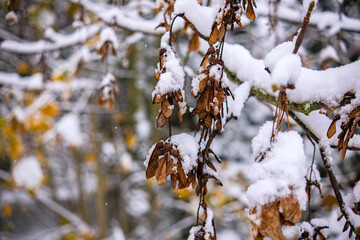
[189,34,200,52]
[162,100,173,118]
[327,118,338,138]
[194,89,210,114]
[156,112,167,128]
[246,2,256,21]
[208,26,219,45]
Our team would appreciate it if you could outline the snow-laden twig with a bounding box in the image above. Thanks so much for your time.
[288,112,357,233]
[76,0,166,35]
[0,24,101,54]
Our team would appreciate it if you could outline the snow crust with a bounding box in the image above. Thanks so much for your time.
[171,133,199,174]
[221,39,360,106]
[354,181,360,203]
[98,27,119,50]
[264,41,294,73]
[13,156,43,190]
[246,121,307,209]
[174,0,219,37]
[152,33,185,98]
[319,45,339,62]
[271,54,301,87]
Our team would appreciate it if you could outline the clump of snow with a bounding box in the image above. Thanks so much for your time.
[152,32,185,98]
[226,82,250,119]
[354,180,360,202]
[204,164,222,183]
[191,71,205,97]
[204,207,215,237]
[264,41,294,73]
[97,27,119,50]
[246,121,307,209]
[271,53,301,87]
[100,73,115,87]
[174,0,220,37]
[56,113,83,146]
[188,226,202,240]
[171,133,199,174]
[311,218,328,227]
[13,156,43,190]
[319,45,340,62]
[301,221,314,236]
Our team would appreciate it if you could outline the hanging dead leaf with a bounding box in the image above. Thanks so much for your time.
[199,76,209,93]
[327,118,338,138]
[246,2,256,21]
[208,26,219,45]
[194,89,210,114]
[189,34,200,52]
[162,100,173,118]
[156,112,167,128]
[156,157,167,186]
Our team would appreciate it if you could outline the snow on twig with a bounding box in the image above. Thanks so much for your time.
[0,24,101,54]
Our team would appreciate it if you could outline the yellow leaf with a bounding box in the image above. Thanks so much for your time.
[40,102,59,117]
[8,135,25,160]
[126,133,137,150]
[17,62,30,76]
[2,203,12,219]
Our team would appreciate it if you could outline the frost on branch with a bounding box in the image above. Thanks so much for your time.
[153,32,187,128]
[144,133,198,189]
[247,121,307,240]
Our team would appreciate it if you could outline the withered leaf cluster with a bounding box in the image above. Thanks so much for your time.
[192,47,232,140]
[327,106,360,160]
[189,205,216,240]
[337,201,360,239]
[211,0,256,39]
[97,76,118,110]
[155,0,175,31]
[154,47,186,128]
[146,140,196,189]
[250,195,302,240]
[97,40,117,62]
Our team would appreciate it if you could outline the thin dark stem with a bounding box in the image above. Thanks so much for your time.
[293,1,315,54]
[319,146,355,231]
[169,14,184,46]
[289,111,356,231]
[306,136,316,222]
[168,115,172,138]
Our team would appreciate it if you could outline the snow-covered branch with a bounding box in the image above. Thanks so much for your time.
[77,0,166,35]
[256,2,360,34]
[0,24,101,54]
